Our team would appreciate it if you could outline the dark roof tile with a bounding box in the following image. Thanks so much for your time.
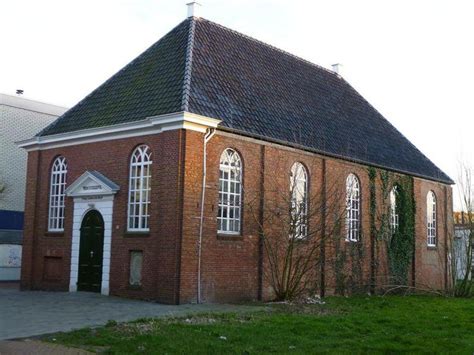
[188,19,452,184]
[39,19,190,136]
[38,17,452,184]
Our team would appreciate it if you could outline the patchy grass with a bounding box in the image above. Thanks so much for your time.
[45,296,474,354]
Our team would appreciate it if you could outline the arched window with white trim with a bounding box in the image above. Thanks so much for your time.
[128,145,152,231]
[218,148,242,234]
[390,186,400,233]
[346,173,360,242]
[48,156,67,231]
[427,191,437,246]
[290,162,308,239]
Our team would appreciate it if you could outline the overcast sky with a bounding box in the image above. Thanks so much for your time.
[1,0,472,208]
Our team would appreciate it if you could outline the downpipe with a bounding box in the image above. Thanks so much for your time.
[197,128,216,304]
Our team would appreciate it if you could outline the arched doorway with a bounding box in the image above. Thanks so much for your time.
[78,210,104,292]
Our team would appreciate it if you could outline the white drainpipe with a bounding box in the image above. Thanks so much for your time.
[197,128,216,303]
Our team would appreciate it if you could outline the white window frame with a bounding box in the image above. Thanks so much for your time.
[390,186,400,233]
[127,145,152,232]
[217,148,242,235]
[48,156,67,231]
[427,191,437,247]
[346,173,360,242]
[290,162,308,239]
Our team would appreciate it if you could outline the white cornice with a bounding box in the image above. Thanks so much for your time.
[16,111,221,151]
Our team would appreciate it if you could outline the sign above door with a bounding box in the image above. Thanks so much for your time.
[66,170,119,198]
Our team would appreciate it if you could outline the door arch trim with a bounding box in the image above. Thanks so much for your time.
[78,209,104,292]
[69,198,114,295]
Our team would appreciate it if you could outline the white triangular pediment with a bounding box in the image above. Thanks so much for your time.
[66,171,119,197]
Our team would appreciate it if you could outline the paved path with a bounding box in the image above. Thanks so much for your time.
[0,286,259,341]
[0,340,92,354]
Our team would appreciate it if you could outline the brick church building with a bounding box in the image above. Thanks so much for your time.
[19,6,453,304]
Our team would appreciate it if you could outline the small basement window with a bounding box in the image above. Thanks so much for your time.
[129,251,143,287]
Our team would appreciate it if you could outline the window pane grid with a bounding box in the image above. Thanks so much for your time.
[128,145,152,231]
[218,149,242,234]
[390,187,399,233]
[290,162,308,239]
[48,157,67,231]
[427,191,437,246]
[346,174,360,242]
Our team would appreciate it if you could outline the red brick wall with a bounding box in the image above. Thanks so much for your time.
[21,131,185,303]
[413,178,452,290]
[20,150,39,290]
[21,128,452,303]
[179,131,262,303]
[179,131,452,302]
[323,159,372,295]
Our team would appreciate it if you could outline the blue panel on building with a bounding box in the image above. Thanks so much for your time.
[0,210,24,230]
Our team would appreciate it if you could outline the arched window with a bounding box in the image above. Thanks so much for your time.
[290,162,308,239]
[128,145,152,231]
[346,173,360,242]
[390,186,399,233]
[218,148,242,234]
[48,156,67,231]
[427,191,437,246]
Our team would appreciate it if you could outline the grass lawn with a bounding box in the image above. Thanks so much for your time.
[45,296,474,354]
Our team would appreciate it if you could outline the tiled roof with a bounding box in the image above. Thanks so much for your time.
[39,17,452,184]
[38,19,191,136]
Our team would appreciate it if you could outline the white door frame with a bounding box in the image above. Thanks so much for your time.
[69,198,114,295]
[65,171,119,296]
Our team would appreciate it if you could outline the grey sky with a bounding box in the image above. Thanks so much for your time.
[1,0,472,208]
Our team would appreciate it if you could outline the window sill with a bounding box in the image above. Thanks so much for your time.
[127,285,142,291]
[217,233,243,241]
[124,231,150,238]
[44,231,65,237]
[427,245,438,250]
[345,239,360,243]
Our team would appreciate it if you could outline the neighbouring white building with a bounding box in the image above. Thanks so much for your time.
[454,223,473,280]
[0,93,67,280]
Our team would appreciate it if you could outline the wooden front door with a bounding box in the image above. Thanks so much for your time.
[77,210,104,292]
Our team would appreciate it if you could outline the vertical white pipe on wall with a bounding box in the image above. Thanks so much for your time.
[197,128,216,303]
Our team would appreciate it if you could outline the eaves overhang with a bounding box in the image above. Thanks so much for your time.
[16,111,221,151]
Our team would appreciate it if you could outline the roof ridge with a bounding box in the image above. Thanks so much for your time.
[181,17,197,112]
[195,17,339,78]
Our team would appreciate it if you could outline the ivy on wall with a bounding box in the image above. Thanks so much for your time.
[388,177,416,285]
[368,167,416,288]
[332,167,416,295]
[333,211,366,296]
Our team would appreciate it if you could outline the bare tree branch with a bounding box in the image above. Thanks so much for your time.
[247,156,347,301]
[450,160,474,297]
